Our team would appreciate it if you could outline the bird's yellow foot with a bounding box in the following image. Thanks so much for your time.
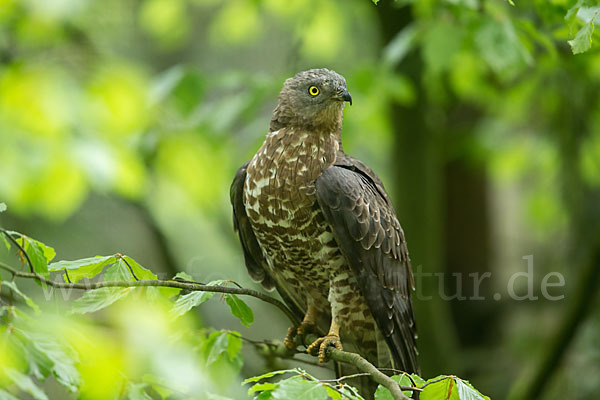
[284,327,297,349]
[306,334,342,363]
[285,305,318,349]
[297,319,316,336]
[283,320,317,349]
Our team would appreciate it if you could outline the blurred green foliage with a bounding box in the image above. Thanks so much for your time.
[0,229,491,399]
[1,0,600,399]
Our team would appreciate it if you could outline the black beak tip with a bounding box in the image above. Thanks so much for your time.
[342,91,352,106]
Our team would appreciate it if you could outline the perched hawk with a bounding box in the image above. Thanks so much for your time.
[230,69,418,397]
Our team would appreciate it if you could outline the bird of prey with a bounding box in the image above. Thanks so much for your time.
[230,69,418,397]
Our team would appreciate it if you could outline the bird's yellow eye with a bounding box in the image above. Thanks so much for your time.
[308,85,320,96]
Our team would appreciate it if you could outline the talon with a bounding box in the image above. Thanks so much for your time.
[306,334,342,363]
[297,320,316,336]
[284,326,297,349]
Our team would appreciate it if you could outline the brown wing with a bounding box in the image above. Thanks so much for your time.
[230,162,304,323]
[315,154,419,373]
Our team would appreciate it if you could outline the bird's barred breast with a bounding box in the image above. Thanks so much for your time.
[243,128,378,346]
[243,129,342,304]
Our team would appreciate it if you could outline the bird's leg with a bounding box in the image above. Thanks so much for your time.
[284,303,318,349]
[306,318,342,363]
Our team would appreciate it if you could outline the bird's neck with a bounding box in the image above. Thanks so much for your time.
[269,105,344,135]
[257,127,340,183]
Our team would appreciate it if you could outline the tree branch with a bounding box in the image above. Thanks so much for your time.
[0,261,300,326]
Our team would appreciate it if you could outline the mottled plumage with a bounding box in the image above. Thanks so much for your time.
[230,69,418,398]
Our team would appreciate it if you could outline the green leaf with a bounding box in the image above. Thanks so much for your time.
[20,331,80,392]
[475,18,532,79]
[372,0,380,4]
[104,260,134,281]
[126,383,153,400]
[206,331,231,366]
[149,65,185,105]
[171,290,215,317]
[269,375,329,400]
[410,374,426,386]
[1,281,40,313]
[249,382,277,395]
[383,24,417,67]
[122,256,157,280]
[375,374,414,399]
[24,239,50,277]
[225,294,254,327]
[49,256,116,283]
[332,384,364,400]
[170,279,224,318]
[174,271,194,281]
[226,331,243,360]
[202,331,243,373]
[0,389,19,400]
[423,21,464,74]
[29,238,56,264]
[206,394,236,400]
[324,385,344,400]
[1,233,10,251]
[141,374,174,398]
[0,203,6,212]
[71,287,133,314]
[243,369,298,385]
[18,336,53,382]
[569,21,595,54]
[420,376,459,400]
[455,379,490,400]
[5,368,49,400]
[120,256,180,297]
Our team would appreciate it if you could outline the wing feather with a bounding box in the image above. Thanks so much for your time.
[315,156,419,373]
[230,162,276,289]
[230,162,305,324]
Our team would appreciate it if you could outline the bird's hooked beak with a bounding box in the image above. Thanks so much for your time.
[335,87,352,106]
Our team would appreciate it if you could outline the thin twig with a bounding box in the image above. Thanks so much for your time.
[318,372,372,382]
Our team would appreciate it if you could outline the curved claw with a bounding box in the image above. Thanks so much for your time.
[297,320,316,336]
[306,334,343,363]
[284,327,297,349]
[283,320,318,349]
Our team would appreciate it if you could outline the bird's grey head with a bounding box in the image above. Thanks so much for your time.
[270,68,352,132]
